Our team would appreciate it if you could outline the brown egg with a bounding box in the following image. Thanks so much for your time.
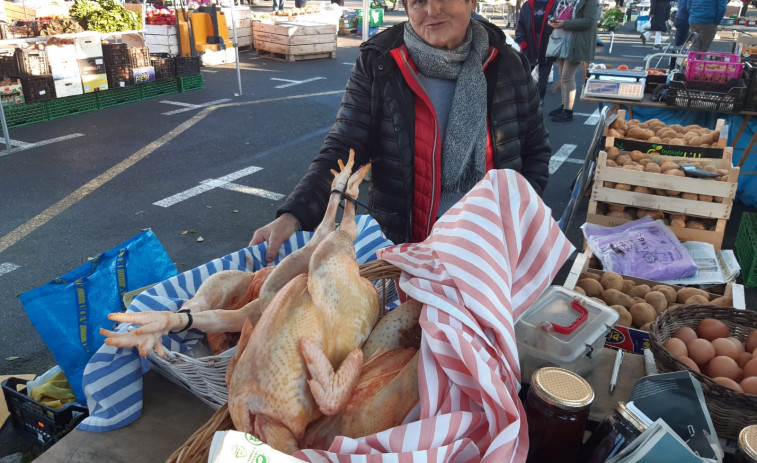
[741,376,757,395]
[726,337,745,355]
[664,338,688,358]
[707,356,741,381]
[747,329,757,353]
[688,338,716,366]
[696,318,730,341]
[712,338,740,359]
[676,356,700,373]
[744,358,757,378]
[712,377,744,392]
[737,352,753,368]
[673,327,698,344]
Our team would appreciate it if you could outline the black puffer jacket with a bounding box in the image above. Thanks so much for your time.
[277,20,552,245]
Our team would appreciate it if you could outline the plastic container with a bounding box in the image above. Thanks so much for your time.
[685,51,744,83]
[516,286,619,380]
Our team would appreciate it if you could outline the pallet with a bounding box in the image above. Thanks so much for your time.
[338,28,358,36]
[255,49,335,62]
[253,21,337,61]
[587,148,740,249]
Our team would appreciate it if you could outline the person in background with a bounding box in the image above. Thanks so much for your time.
[686,0,727,52]
[272,0,285,12]
[516,0,556,103]
[546,0,599,123]
[506,0,518,27]
[669,0,689,68]
[640,0,672,49]
[250,0,552,257]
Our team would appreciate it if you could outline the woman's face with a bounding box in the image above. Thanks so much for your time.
[405,0,476,50]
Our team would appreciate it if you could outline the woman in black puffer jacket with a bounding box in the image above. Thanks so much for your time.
[250,2,552,256]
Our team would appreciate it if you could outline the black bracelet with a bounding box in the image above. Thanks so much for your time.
[173,308,193,333]
[330,187,369,210]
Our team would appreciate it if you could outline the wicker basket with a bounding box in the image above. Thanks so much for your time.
[149,259,402,411]
[649,304,757,440]
[166,404,233,463]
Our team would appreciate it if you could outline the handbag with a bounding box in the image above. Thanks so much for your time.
[19,230,177,402]
[546,28,572,59]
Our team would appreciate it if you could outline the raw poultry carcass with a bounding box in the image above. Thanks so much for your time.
[102,151,380,453]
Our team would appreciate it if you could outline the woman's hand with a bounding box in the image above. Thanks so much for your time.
[549,19,564,29]
[250,214,300,262]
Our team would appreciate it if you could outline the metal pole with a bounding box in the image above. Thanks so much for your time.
[362,0,369,42]
[229,3,243,96]
[0,102,12,154]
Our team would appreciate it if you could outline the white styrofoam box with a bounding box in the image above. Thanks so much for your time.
[145,24,176,36]
[75,35,104,59]
[47,44,81,81]
[145,33,180,46]
[54,77,84,97]
[147,43,181,55]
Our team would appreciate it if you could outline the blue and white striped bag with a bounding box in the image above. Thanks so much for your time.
[78,215,396,432]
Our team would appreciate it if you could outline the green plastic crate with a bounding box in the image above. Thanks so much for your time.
[1,101,49,129]
[48,93,99,120]
[736,212,757,287]
[178,74,203,92]
[140,78,180,100]
[356,8,383,27]
[97,85,142,109]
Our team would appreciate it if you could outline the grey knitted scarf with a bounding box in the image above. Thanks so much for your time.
[404,20,490,193]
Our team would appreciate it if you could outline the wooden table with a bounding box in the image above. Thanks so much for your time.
[580,90,755,167]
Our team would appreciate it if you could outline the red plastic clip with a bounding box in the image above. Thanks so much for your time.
[550,299,589,335]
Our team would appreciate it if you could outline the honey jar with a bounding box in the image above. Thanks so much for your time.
[577,402,648,462]
[737,425,757,463]
[524,367,594,463]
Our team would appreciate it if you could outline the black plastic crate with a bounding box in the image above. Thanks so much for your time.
[20,75,55,102]
[106,65,133,89]
[2,377,88,444]
[15,48,49,76]
[743,62,757,111]
[0,52,19,77]
[175,56,200,76]
[150,55,176,80]
[666,72,748,113]
[102,44,150,68]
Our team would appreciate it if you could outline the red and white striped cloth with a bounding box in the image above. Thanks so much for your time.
[297,169,575,463]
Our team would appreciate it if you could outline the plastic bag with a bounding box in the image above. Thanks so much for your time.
[582,217,698,281]
[19,230,177,402]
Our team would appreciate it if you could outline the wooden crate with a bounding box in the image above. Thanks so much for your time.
[587,148,740,249]
[227,18,252,49]
[252,21,336,61]
[564,250,746,354]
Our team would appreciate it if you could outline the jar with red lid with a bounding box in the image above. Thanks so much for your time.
[524,367,595,463]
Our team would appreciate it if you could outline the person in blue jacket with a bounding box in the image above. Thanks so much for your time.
[515,0,556,103]
[683,0,727,52]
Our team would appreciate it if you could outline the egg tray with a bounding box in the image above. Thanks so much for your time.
[649,304,757,440]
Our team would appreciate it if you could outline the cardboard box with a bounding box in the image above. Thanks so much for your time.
[81,73,108,93]
[0,78,23,106]
[564,251,746,355]
[78,57,105,76]
[132,66,155,85]
[75,35,104,59]
[53,77,84,97]
[46,44,81,81]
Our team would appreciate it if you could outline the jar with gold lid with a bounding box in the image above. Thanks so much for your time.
[577,402,648,462]
[525,367,594,463]
[737,425,757,463]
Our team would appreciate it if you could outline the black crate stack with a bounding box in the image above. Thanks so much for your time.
[15,48,54,102]
[744,62,757,112]
[150,54,176,80]
[102,44,150,88]
[175,56,200,76]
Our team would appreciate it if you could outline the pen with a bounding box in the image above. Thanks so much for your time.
[610,348,624,394]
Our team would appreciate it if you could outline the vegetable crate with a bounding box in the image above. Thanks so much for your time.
[178,74,203,92]
[96,85,142,109]
[685,52,744,83]
[175,56,200,77]
[102,44,150,68]
[735,212,757,287]
[587,146,739,250]
[666,73,748,113]
[0,52,19,77]
[563,250,745,355]
[106,65,133,89]
[1,377,88,444]
[15,48,49,76]
[0,101,49,129]
[47,92,99,119]
[252,21,337,62]
[150,55,176,80]
[20,75,55,102]
[140,78,180,99]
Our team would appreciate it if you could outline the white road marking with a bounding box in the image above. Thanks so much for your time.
[270,77,326,89]
[0,134,85,156]
[154,166,284,207]
[572,112,594,118]
[161,98,232,115]
[622,54,650,58]
[342,62,354,65]
[200,69,218,73]
[548,143,578,174]
[584,109,601,125]
[0,262,20,276]
[563,158,586,165]
[160,100,200,107]
[205,180,285,200]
